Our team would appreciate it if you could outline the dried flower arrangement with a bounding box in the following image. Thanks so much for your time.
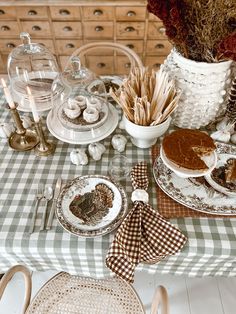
[147,0,236,62]
[110,67,180,126]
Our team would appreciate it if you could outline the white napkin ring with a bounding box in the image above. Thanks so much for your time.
[131,189,149,203]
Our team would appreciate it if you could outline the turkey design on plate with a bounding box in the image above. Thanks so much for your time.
[56,175,128,237]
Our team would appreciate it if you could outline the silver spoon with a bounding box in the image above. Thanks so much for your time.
[40,185,53,231]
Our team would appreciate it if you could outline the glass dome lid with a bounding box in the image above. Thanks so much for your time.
[7,32,60,112]
[47,57,117,144]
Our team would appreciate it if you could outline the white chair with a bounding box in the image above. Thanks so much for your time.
[0,265,169,314]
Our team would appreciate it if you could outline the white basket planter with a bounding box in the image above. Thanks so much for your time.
[162,49,233,129]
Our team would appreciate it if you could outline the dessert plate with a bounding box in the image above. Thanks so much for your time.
[160,146,217,178]
[153,143,236,215]
[56,175,128,237]
[47,103,119,144]
[205,153,236,197]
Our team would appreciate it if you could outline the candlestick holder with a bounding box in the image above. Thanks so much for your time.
[8,106,39,151]
[34,119,55,156]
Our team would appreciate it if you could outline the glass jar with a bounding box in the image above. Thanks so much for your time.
[7,32,60,112]
[47,56,119,144]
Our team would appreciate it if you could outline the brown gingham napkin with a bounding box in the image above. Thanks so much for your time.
[106,162,187,283]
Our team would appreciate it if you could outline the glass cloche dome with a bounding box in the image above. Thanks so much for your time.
[47,56,119,144]
[7,32,60,112]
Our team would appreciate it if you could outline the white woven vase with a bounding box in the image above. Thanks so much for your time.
[162,49,233,129]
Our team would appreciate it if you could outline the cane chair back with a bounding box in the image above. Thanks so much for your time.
[0,265,169,314]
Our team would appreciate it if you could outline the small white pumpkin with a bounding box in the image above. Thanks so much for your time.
[230,132,236,144]
[88,142,106,161]
[64,101,81,119]
[70,149,88,165]
[83,107,99,123]
[86,96,102,112]
[0,122,15,139]
[74,95,87,110]
[111,134,127,152]
[21,115,33,129]
[211,130,231,143]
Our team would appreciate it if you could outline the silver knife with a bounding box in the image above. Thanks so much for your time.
[46,178,62,230]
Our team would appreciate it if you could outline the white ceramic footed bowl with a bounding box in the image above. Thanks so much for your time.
[123,115,171,148]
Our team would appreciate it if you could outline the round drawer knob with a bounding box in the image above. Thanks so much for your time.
[32,25,41,31]
[1,25,10,31]
[126,44,134,49]
[97,63,105,68]
[155,43,165,49]
[125,26,135,32]
[153,63,161,68]
[127,11,136,17]
[95,26,104,32]
[125,62,131,69]
[66,43,75,48]
[59,9,70,15]
[94,9,103,16]
[158,27,166,34]
[28,10,37,16]
[0,10,5,15]
[63,26,72,32]
[6,43,15,48]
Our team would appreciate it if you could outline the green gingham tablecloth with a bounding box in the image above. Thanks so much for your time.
[1,93,236,278]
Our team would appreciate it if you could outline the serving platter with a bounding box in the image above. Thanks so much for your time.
[56,175,128,237]
[153,143,236,215]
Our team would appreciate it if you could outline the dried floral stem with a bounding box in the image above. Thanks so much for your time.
[110,67,180,126]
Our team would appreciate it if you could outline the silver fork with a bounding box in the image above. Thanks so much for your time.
[29,185,44,234]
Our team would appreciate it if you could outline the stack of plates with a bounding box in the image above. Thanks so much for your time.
[56,175,128,237]
[11,71,62,112]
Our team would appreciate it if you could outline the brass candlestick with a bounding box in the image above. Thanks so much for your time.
[34,119,55,156]
[8,106,39,151]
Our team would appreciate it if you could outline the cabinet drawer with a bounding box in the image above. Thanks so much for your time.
[116,40,143,55]
[86,56,114,75]
[0,39,20,53]
[116,7,146,21]
[82,7,114,20]
[146,40,172,55]
[145,56,166,70]
[83,22,113,39]
[116,22,145,39]
[0,21,20,37]
[116,56,133,75]
[21,21,51,37]
[50,7,81,20]
[0,7,16,19]
[53,22,82,38]
[56,39,83,55]
[148,22,167,39]
[37,39,55,54]
[16,7,48,19]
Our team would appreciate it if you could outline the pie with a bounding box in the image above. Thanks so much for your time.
[162,129,216,170]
